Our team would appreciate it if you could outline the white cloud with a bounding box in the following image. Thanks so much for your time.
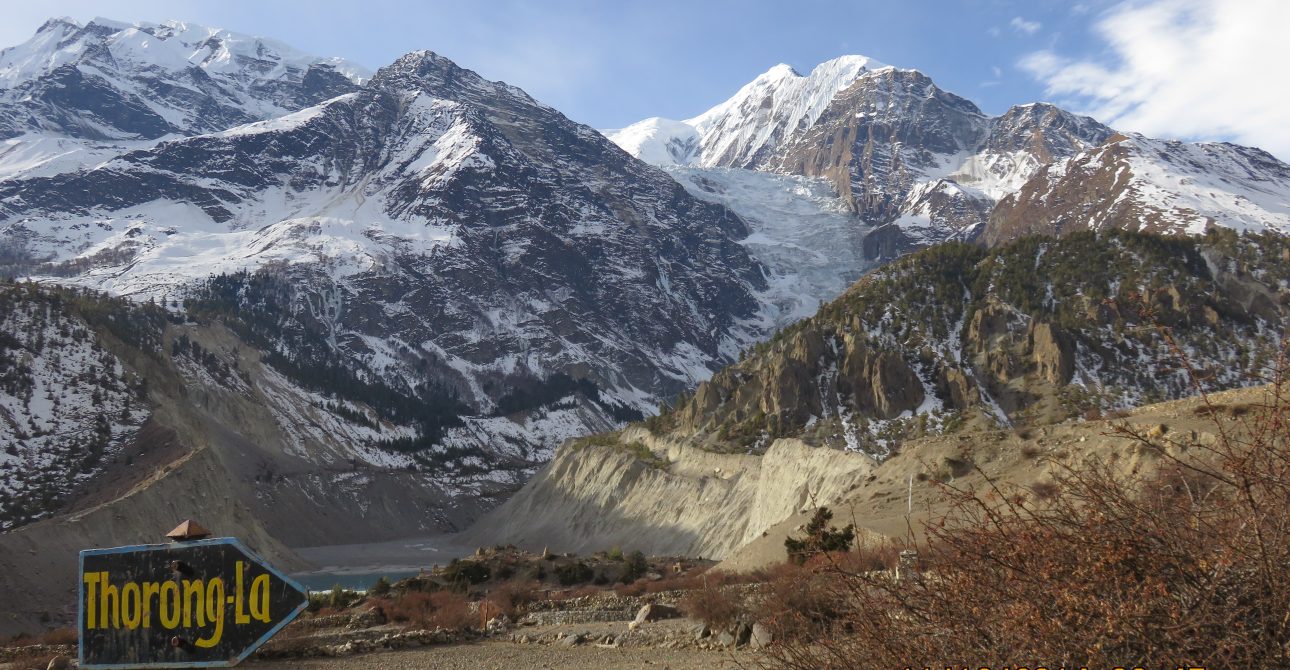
[1020,0,1290,160]
[1010,17,1042,35]
[981,65,1004,88]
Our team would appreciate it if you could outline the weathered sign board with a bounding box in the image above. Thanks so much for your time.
[79,537,308,669]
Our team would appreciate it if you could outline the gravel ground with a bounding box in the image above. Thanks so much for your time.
[251,640,754,670]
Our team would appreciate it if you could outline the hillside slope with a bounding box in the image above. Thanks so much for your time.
[660,229,1287,457]
[466,231,1289,561]
[0,279,607,634]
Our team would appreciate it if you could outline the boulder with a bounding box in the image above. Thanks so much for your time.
[633,603,681,625]
[750,622,773,649]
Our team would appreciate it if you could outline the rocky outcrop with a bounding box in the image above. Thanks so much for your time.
[1028,321,1074,386]
[839,338,924,419]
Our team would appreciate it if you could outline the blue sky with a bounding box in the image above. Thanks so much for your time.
[2,0,1287,158]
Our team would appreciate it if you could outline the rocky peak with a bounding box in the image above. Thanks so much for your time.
[603,54,886,170]
[766,66,988,233]
[688,55,888,168]
[985,103,1113,162]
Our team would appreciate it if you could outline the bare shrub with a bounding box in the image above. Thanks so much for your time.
[384,591,434,624]
[486,580,536,619]
[422,591,474,631]
[754,561,846,643]
[384,590,475,631]
[679,579,742,630]
[614,565,731,597]
[550,585,601,601]
[1030,480,1060,501]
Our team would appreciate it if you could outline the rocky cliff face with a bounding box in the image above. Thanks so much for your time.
[461,426,875,560]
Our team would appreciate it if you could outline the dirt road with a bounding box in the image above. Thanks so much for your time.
[253,640,755,670]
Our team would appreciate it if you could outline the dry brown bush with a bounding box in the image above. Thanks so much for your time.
[486,580,537,619]
[766,331,1290,668]
[679,580,742,630]
[753,560,847,643]
[383,590,475,631]
[611,579,648,597]
[550,585,602,600]
[613,565,738,597]
[833,543,901,574]
[422,591,473,631]
[383,591,432,624]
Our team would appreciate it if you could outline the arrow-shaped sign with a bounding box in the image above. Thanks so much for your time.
[79,537,308,669]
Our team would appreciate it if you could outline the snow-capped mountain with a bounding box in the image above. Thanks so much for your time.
[608,59,1115,256]
[605,55,886,169]
[0,18,367,181]
[0,17,367,139]
[0,46,769,494]
[609,55,1290,256]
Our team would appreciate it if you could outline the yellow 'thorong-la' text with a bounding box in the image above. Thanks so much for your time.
[83,560,271,648]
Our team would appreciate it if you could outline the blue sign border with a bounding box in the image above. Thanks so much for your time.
[78,537,308,669]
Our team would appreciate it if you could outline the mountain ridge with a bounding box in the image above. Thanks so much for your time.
[607,55,1290,257]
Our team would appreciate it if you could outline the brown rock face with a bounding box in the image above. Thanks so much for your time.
[1028,322,1074,385]
[839,337,924,419]
[982,136,1133,246]
[872,351,925,418]
[938,367,980,409]
[768,69,987,220]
